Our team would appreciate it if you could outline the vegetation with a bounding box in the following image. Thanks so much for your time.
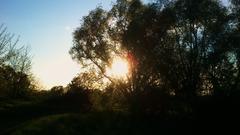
[0,0,240,134]
[0,24,34,98]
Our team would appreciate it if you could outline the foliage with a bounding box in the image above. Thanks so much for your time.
[69,0,240,114]
[0,24,33,98]
[1,0,240,134]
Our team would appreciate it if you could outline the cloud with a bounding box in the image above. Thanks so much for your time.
[64,26,71,31]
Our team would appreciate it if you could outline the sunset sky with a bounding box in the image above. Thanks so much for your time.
[0,0,116,89]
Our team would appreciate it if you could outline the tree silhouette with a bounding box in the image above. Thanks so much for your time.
[228,0,240,93]
[123,0,239,99]
[0,24,33,98]
[70,0,240,112]
[0,24,17,65]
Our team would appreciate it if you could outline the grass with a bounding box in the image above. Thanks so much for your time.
[0,95,239,135]
[7,112,187,135]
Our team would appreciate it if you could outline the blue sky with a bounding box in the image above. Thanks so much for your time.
[0,0,115,89]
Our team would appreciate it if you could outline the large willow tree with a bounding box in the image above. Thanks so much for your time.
[70,0,240,101]
[69,0,145,92]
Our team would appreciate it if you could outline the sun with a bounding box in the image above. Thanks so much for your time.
[106,57,129,79]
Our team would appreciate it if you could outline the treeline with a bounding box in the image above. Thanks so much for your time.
[67,0,240,114]
[1,0,240,116]
[0,0,239,134]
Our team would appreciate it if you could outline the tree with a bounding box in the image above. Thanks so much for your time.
[126,0,237,98]
[226,0,240,93]
[50,85,64,96]
[0,24,33,98]
[0,24,17,66]
[70,0,240,109]
[69,70,109,90]
[69,0,146,91]
[70,7,112,82]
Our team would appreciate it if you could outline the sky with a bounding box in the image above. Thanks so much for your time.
[0,0,116,89]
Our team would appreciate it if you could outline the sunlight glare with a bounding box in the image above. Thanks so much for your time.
[106,57,129,79]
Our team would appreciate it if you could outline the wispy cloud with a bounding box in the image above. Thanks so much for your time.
[64,26,71,31]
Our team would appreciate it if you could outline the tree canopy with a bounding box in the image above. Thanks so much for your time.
[0,24,33,98]
[70,0,240,109]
